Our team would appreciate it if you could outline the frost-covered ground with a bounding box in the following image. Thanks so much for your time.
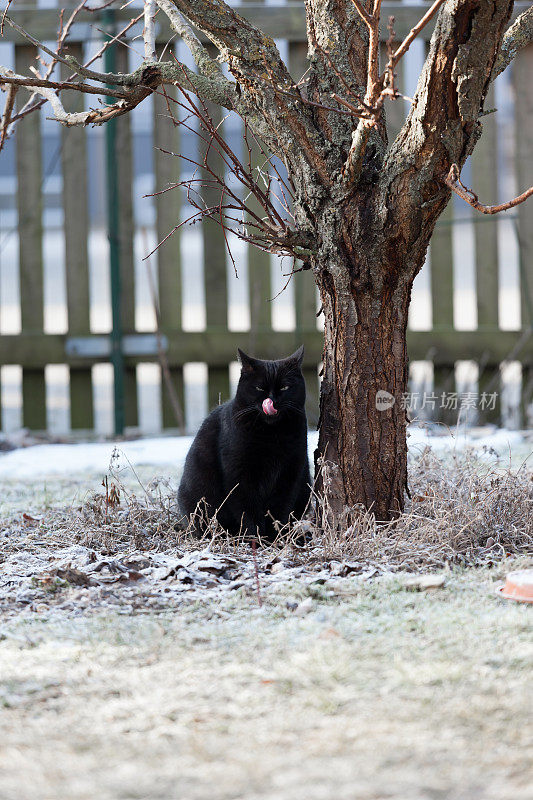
[0,568,531,800]
[0,427,531,800]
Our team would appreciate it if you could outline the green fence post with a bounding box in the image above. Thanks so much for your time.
[103,9,125,435]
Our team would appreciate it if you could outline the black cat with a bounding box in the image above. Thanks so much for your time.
[178,346,311,541]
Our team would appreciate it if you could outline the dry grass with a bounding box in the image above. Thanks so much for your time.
[306,446,533,569]
[27,445,532,573]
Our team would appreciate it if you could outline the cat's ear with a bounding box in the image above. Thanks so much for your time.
[237,348,257,374]
[286,345,304,369]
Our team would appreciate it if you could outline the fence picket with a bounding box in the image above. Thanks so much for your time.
[153,63,185,428]
[15,38,46,430]
[513,46,533,423]
[201,74,230,410]
[430,204,456,421]
[472,84,500,422]
[61,45,94,430]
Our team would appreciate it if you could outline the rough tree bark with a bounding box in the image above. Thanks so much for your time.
[3,0,533,522]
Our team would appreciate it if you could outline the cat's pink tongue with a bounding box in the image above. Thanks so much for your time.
[262,397,277,416]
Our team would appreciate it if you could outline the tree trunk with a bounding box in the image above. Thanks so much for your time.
[314,242,414,522]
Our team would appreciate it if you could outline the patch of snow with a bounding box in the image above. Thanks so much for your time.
[0,427,530,480]
[0,436,194,480]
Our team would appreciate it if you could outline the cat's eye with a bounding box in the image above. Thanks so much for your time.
[255,386,263,392]
[280,385,289,391]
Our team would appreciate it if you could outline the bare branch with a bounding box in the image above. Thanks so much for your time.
[349,0,372,25]
[492,5,533,80]
[32,85,97,126]
[344,0,448,185]
[1,0,91,141]
[444,163,533,215]
[29,81,149,126]
[367,1,383,94]
[1,22,241,130]
[155,0,222,79]
[342,0,383,184]
[0,69,129,99]
[5,9,144,134]
[0,83,17,152]
[143,0,157,63]
[0,0,14,37]
[389,0,446,68]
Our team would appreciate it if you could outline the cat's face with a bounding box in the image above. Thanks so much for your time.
[235,346,306,425]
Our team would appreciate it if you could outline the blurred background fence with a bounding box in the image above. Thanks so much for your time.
[0,2,532,436]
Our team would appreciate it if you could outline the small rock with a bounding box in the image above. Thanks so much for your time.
[404,574,445,591]
[271,562,286,574]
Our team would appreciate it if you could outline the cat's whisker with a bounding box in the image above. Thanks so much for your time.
[232,405,259,422]
[283,401,307,417]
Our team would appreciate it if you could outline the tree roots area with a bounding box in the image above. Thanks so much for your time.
[0,439,532,800]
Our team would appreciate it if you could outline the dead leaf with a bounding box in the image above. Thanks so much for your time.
[53,567,94,587]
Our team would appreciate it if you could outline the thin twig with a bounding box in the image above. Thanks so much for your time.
[146,81,308,258]
[389,0,446,67]
[349,0,372,24]
[444,163,533,215]
[0,70,128,99]
[0,83,17,152]
[0,0,14,36]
